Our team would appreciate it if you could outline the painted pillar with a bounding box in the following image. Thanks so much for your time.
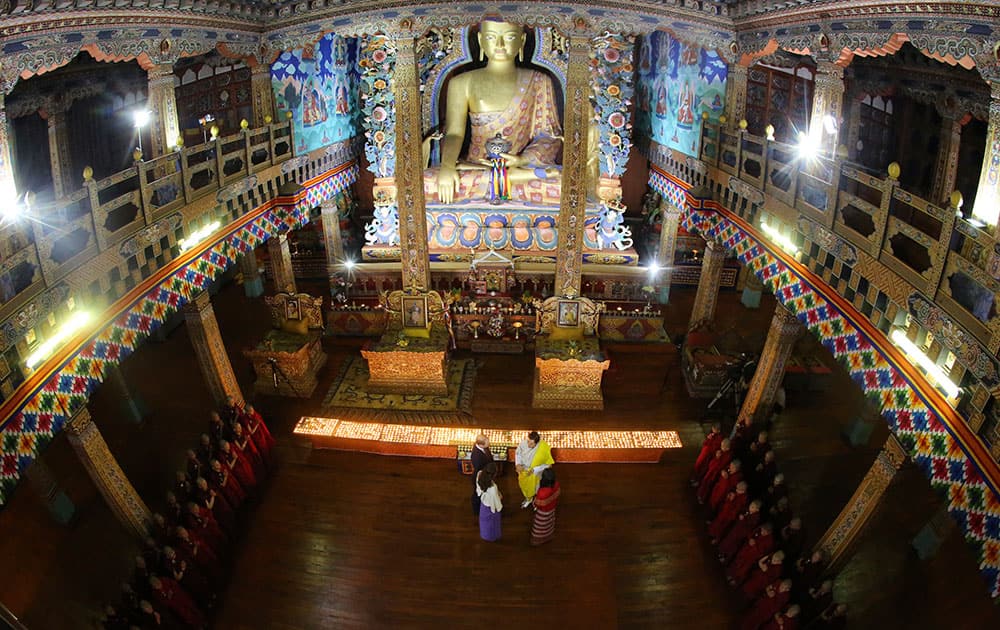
[0,91,16,203]
[657,203,683,304]
[931,110,963,206]
[146,62,180,159]
[737,303,802,425]
[250,61,276,128]
[554,34,593,299]
[24,458,75,525]
[104,362,147,424]
[810,59,846,155]
[972,80,1000,228]
[239,249,264,298]
[320,197,345,275]
[183,291,244,407]
[45,106,73,198]
[724,63,749,126]
[688,240,726,331]
[393,34,431,291]
[815,434,907,568]
[65,407,151,539]
[267,233,297,294]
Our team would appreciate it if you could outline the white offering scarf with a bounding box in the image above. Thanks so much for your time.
[516,440,538,468]
[477,484,503,513]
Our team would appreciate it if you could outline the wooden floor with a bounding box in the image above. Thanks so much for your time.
[0,278,998,629]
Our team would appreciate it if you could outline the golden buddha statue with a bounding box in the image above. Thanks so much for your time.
[425,20,564,205]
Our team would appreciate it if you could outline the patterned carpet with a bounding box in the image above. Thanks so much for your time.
[321,356,477,424]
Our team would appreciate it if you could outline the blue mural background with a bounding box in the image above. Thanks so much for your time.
[636,31,727,158]
[271,34,359,155]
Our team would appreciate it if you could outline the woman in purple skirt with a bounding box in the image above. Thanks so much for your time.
[477,462,502,541]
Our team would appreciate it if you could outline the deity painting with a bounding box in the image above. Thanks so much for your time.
[301,78,328,127]
[557,300,580,328]
[403,296,429,329]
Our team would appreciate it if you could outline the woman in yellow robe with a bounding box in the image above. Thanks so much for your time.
[516,431,554,508]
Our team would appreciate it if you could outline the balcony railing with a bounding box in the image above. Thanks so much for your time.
[0,121,294,314]
[699,121,997,341]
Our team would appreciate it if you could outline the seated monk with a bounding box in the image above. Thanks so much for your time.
[425,20,563,205]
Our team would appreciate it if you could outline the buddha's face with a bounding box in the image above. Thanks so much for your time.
[479,21,525,62]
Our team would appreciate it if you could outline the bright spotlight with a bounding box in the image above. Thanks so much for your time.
[796,131,820,160]
[344,259,356,270]
[0,183,22,222]
[133,110,151,128]
[648,261,661,275]
[822,114,838,136]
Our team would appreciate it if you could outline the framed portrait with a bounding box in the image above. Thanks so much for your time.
[402,295,429,330]
[284,297,301,321]
[557,300,580,327]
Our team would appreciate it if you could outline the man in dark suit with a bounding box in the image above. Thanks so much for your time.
[471,434,494,516]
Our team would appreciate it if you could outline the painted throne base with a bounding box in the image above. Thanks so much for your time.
[531,363,609,410]
[246,332,328,398]
[360,349,450,396]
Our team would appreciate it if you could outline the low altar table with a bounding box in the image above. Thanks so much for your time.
[360,326,451,396]
[532,336,610,410]
[245,329,327,397]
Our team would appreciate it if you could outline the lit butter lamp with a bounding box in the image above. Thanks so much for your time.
[469,320,482,339]
[512,321,523,340]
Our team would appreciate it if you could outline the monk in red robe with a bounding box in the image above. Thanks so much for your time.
[232,422,266,481]
[727,522,775,585]
[743,579,793,630]
[244,404,276,466]
[149,576,207,628]
[161,545,215,611]
[708,482,749,540]
[762,604,801,630]
[184,503,228,558]
[209,459,245,508]
[741,551,786,600]
[697,438,732,503]
[194,476,234,533]
[709,460,743,514]
[692,424,723,484]
[173,526,222,586]
[220,440,257,494]
[718,500,763,560]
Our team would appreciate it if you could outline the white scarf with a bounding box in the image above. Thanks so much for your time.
[477,483,503,513]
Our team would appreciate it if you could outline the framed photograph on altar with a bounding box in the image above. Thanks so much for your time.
[402,295,429,330]
[285,297,301,321]
[556,300,580,327]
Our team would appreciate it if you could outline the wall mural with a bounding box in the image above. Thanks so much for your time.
[271,34,359,156]
[636,30,727,158]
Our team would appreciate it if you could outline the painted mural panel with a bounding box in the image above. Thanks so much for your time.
[271,34,359,155]
[636,31,727,158]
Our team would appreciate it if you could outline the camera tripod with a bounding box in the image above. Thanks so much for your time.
[702,355,757,423]
[268,357,302,397]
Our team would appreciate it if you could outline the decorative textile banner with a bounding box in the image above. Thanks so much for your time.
[0,162,358,507]
[651,166,1000,600]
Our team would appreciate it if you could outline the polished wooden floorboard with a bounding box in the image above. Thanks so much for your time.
[0,280,998,629]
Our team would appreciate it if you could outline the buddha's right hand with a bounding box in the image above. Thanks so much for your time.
[437,167,460,204]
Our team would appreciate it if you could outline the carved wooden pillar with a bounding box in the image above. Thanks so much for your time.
[972,80,1000,228]
[657,204,683,304]
[320,198,345,275]
[239,249,263,298]
[724,63,749,125]
[810,59,846,155]
[393,34,431,291]
[0,91,15,203]
[688,240,726,330]
[737,303,802,425]
[554,34,593,298]
[815,435,907,568]
[65,408,151,539]
[931,110,963,205]
[183,291,244,407]
[24,458,75,525]
[45,106,73,198]
[267,233,297,294]
[250,62,276,128]
[146,62,180,158]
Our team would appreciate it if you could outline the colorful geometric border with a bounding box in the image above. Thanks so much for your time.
[650,165,1000,600]
[0,161,358,508]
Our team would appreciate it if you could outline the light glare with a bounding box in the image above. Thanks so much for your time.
[25,311,92,369]
[890,328,961,399]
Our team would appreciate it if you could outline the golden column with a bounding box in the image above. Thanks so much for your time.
[146,62,180,158]
[0,91,16,202]
[972,79,1000,228]
[250,61,276,128]
[688,240,726,331]
[723,62,749,126]
[815,434,907,568]
[554,34,594,298]
[65,407,151,539]
[267,233,297,294]
[931,108,963,205]
[320,198,345,275]
[737,303,802,425]
[810,59,846,155]
[44,104,73,198]
[183,291,245,407]
[657,204,684,303]
[393,33,431,291]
